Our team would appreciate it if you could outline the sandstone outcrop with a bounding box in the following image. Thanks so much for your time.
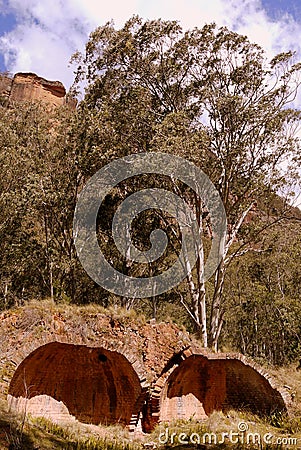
[0,72,76,108]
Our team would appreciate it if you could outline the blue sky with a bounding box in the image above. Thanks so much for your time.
[0,11,15,70]
[0,0,301,90]
[262,0,301,21]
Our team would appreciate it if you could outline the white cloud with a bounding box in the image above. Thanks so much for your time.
[0,0,301,95]
[223,0,301,57]
[0,0,94,87]
[72,0,139,28]
[1,23,74,83]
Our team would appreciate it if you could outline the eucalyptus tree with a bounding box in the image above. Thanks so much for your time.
[72,17,301,348]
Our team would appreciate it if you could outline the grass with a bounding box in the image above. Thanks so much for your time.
[1,370,301,449]
[30,417,142,450]
[0,398,142,450]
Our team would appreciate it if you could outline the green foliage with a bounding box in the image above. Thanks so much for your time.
[1,16,301,362]
[0,102,109,307]
[71,16,301,351]
[221,222,301,364]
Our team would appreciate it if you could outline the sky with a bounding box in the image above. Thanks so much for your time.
[0,0,300,206]
[0,0,301,91]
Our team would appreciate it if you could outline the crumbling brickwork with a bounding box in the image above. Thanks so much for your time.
[0,304,290,432]
[155,354,286,426]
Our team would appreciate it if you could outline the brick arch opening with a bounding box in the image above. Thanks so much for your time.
[222,358,287,415]
[8,342,142,426]
[159,354,287,423]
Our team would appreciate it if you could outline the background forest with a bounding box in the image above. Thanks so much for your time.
[1,17,301,366]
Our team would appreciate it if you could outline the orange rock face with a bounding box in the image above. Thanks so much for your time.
[0,72,76,108]
[0,74,12,101]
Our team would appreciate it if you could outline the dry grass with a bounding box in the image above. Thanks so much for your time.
[1,366,301,449]
[148,409,301,449]
[4,298,147,327]
[269,364,301,414]
[0,398,142,450]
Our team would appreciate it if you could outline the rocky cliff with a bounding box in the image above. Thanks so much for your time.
[0,72,76,108]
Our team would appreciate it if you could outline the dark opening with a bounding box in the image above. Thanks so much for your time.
[98,353,107,362]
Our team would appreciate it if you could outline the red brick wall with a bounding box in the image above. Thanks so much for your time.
[8,342,142,426]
